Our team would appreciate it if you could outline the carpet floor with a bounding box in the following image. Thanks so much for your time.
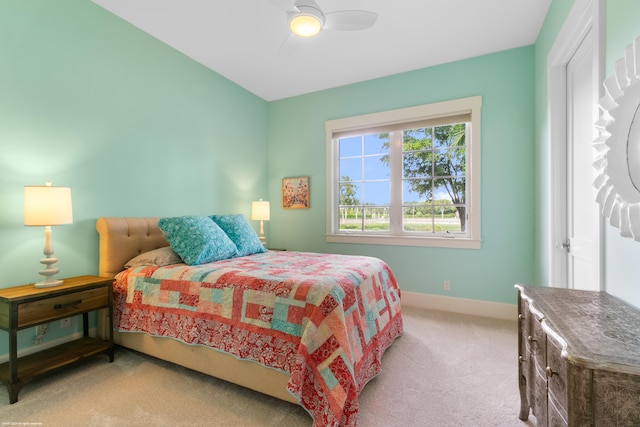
[0,307,537,426]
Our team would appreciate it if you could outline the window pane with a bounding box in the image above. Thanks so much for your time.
[340,157,362,181]
[363,181,390,205]
[434,178,465,204]
[435,147,465,176]
[403,179,428,203]
[402,206,433,232]
[364,207,389,231]
[433,124,465,148]
[364,134,389,155]
[339,181,361,206]
[403,128,432,151]
[364,154,388,180]
[403,151,433,179]
[438,206,465,233]
[339,207,363,231]
[339,136,362,157]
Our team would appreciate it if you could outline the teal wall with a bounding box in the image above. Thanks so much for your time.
[268,47,536,304]
[534,0,640,309]
[0,1,268,351]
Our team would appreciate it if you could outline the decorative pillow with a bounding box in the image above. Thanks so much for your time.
[124,247,183,269]
[210,214,266,257]
[158,216,238,265]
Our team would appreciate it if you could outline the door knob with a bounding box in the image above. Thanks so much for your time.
[555,239,570,252]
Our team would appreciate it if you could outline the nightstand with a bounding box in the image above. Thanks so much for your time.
[0,275,114,403]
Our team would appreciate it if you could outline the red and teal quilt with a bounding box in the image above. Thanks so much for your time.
[113,250,403,427]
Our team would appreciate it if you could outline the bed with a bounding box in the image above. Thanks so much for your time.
[96,216,403,427]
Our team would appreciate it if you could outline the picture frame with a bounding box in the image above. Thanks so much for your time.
[282,176,310,209]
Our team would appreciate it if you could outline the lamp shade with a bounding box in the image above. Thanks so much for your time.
[24,185,73,226]
[251,200,270,221]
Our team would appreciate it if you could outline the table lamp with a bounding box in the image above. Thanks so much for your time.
[251,199,270,247]
[24,182,73,288]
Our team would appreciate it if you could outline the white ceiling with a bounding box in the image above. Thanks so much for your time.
[92,0,551,101]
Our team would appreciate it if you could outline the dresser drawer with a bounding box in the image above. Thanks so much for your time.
[530,315,546,367]
[532,368,548,422]
[548,396,568,427]
[546,332,567,419]
[18,286,109,328]
[519,298,532,351]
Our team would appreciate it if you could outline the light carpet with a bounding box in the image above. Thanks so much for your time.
[0,307,537,426]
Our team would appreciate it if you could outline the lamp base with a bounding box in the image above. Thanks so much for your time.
[34,256,63,288]
[34,278,64,288]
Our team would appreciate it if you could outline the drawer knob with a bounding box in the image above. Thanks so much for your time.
[546,366,557,378]
[518,314,525,320]
[53,299,82,310]
[527,335,536,343]
[519,355,526,364]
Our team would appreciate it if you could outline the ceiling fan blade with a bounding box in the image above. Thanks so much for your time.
[324,10,377,31]
[277,33,298,56]
[268,0,296,10]
[294,0,322,11]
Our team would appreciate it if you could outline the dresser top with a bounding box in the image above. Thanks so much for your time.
[516,284,640,374]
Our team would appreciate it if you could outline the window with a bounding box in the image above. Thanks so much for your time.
[325,96,481,248]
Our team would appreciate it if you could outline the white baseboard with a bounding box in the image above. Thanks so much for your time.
[401,291,517,321]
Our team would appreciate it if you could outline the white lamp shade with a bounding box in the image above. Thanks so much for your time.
[251,200,270,221]
[24,185,73,226]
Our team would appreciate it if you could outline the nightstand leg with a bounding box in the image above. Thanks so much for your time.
[108,291,114,362]
[8,303,19,403]
[82,312,89,337]
[8,383,22,404]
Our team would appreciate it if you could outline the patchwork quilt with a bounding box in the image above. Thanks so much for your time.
[113,250,403,427]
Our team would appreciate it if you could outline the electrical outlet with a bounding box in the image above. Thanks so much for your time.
[60,318,72,328]
[35,323,49,345]
[443,280,450,291]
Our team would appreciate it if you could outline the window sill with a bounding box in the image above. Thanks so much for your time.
[325,233,481,249]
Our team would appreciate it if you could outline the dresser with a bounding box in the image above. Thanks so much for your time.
[516,284,640,426]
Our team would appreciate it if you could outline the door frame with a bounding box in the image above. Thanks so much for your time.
[547,0,603,289]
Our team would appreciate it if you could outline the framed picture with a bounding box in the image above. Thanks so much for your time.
[282,176,310,209]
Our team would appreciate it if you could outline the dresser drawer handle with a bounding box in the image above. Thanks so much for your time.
[519,355,526,363]
[546,366,557,378]
[527,335,536,343]
[53,299,82,310]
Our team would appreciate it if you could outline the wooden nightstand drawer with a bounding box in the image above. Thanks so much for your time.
[18,286,109,328]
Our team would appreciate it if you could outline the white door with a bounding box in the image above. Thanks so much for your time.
[565,28,601,291]
[548,0,602,291]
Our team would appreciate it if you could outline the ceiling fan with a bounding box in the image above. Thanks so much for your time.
[270,0,378,38]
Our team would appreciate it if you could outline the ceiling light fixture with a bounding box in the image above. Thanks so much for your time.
[289,5,324,38]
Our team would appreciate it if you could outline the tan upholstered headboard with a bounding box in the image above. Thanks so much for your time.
[96,217,169,278]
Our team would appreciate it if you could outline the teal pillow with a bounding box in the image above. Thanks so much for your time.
[210,214,266,257]
[158,216,238,265]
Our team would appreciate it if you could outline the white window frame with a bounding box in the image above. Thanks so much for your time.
[325,96,482,249]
